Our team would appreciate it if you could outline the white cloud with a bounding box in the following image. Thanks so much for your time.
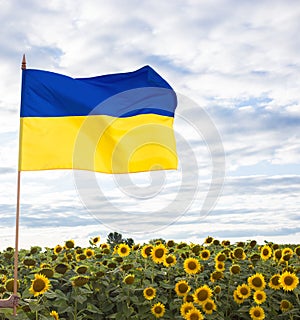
[0,0,300,248]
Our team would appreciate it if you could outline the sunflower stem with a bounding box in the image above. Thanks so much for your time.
[74,287,78,320]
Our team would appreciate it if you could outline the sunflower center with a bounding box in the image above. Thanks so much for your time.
[186,295,194,302]
[284,276,294,285]
[240,287,249,295]
[188,261,197,270]
[262,249,269,255]
[121,247,127,253]
[155,248,164,258]
[234,248,243,258]
[205,301,213,310]
[272,276,280,285]
[231,266,240,274]
[252,277,262,287]
[281,300,289,308]
[275,250,282,259]
[217,254,226,261]
[33,279,46,292]
[256,293,263,300]
[166,256,174,264]
[197,290,208,301]
[190,314,200,320]
[155,306,162,313]
[202,252,208,258]
[146,288,154,296]
[254,310,261,317]
[179,283,188,293]
[184,307,193,315]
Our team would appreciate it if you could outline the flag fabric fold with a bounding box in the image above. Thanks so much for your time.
[19,65,178,173]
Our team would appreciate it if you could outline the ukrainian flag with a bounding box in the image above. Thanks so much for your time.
[19,66,178,173]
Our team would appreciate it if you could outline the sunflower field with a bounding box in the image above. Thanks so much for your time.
[0,233,299,320]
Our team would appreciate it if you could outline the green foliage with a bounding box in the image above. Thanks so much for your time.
[0,237,299,319]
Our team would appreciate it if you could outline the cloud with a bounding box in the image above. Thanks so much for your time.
[0,0,300,248]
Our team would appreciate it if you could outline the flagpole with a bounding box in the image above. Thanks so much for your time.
[13,54,26,316]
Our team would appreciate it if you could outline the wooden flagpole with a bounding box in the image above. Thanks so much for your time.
[13,54,26,316]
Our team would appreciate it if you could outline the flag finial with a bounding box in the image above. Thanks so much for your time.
[21,54,26,70]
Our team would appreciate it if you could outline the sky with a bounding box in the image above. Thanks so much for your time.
[1,0,300,249]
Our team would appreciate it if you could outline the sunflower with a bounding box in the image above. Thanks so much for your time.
[253,290,267,304]
[222,240,231,246]
[249,306,265,320]
[215,261,225,272]
[215,252,226,262]
[282,247,293,257]
[75,248,84,254]
[53,245,63,255]
[201,299,216,314]
[117,243,131,257]
[175,280,191,297]
[233,290,244,304]
[76,265,89,274]
[236,283,251,299]
[281,253,292,262]
[151,302,165,318]
[141,244,153,258]
[23,258,36,267]
[100,243,110,250]
[233,247,246,260]
[55,263,68,275]
[280,299,292,312]
[151,244,168,264]
[29,273,51,296]
[123,274,135,285]
[107,262,117,269]
[184,294,195,303]
[84,248,94,258]
[183,258,201,275]
[199,249,210,260]
[65,253,73,261]
[65,240,75,249]
[204,236,214,244]
[50,310,59,320]
[76,253,87,261]
[102,248,110,255]
[193,285,212,305]
[143,287,156,300]
[210,271,224,282]
[214,285,221,294]
[177,242,188,249]
[191,244,201,255]
[295,246,300,257]
[186,307,204,320]
[180,302,194,318]
[279,271,299,291]
[91,236,100,245]
[260,245,272,261]
[230,264,241,275]
[163,254,177,267]
[249,240,257,248]
[166,240,175,247]
[268,274,281,290]
[132,244,140,251]
[5,279,19,292]
[71,276,89,287]
[273,249,282,261]
[248,273,266,291]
